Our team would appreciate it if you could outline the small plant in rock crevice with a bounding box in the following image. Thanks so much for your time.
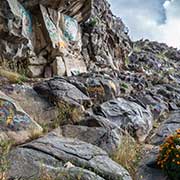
[40,102,84,133]
[157,128,180,180]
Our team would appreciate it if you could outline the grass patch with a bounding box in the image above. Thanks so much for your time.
[40,102,83,133]
[0,140,13,180]
[55,102,83,127]
[111,135,142,179]
[0,68,28,83]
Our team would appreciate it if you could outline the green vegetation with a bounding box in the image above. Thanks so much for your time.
[157,129,180,180]
[88,17,99,27]
[0,68,28,83]
[133,46,141,53]
[40,102,83,134]
[124,56,130,68]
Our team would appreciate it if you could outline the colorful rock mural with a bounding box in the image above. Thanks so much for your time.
[0,91,42,143]
[7,0,33,48]
[0,99,31,131]
[40,4,66,49]
[64,15,79,42]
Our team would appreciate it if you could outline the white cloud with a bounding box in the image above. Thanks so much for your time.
[108,0,180,48]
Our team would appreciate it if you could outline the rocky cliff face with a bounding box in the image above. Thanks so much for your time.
[0,0,180,180]
[0,0,131,77]
[81,0,132,71]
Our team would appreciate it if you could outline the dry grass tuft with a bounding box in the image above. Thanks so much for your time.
[0,68,27,83]
[111,135,142,179]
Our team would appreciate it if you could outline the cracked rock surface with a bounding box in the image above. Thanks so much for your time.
[7,133,132,180]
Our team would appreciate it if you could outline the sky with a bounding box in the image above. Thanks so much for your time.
[108,0,180,48]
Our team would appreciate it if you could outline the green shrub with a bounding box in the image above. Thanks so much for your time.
[157,129,180,180]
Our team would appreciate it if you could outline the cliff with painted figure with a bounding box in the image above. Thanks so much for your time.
[0,0,180,180]
[0,0,131,78]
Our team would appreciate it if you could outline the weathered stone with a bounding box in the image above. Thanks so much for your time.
[129,40,180,88]
[33,77,92,108]
[65,72,121,104]
[0,91,43,144]
[44,65,53,78]
[28,55,47,65]
[81,0,132,72]
[9,134,132,180]
[8,147,105,180]
[20,0,91,23]
[0,0,33,72]
[130,91,169,120]
[92,98,153,142]
[52,125,121,154]
[1,84,59,125]
[27,65,44,78]
[63,54,87,76]
[52,56,66,76]
[136,147,169,180]
[150,111,180,145]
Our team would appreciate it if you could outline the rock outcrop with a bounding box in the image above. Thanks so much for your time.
[0,91,42,144]
[0,0,131,78]
[7,133,132,180]
[1,0,180,180]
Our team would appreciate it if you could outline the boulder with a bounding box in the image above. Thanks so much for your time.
[150,111,180,145]
[27,65,45,78]
[52,125,121,154]
[92,98,153,142]
[63,53,87,76]
[65,72,121,104]
[52,56,66,76]
[33,77,92,108]
[130,91,168,120]
[136,147,169,180]
[7,134,132,180]
[8,148,105,180]
[1,84,59,125]
[28,55,47,65]
[0,91,42,144]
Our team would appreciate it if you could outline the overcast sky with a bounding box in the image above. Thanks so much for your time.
[108,0,180,48]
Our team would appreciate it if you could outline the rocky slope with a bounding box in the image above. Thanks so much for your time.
[0,0,180,180]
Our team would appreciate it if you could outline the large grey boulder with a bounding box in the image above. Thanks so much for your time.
[130,91,168,120]
[7,134,132,180]
[33,77,92,108]
[65,72,121,104]
[8,148,104,180]
[52,125,121,155]
[92,98,153,142]
[150,111,180,145]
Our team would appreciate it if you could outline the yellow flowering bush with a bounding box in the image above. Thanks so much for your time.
[157,129,180,180]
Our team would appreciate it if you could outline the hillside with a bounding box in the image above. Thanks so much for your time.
[0,0,180,180]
